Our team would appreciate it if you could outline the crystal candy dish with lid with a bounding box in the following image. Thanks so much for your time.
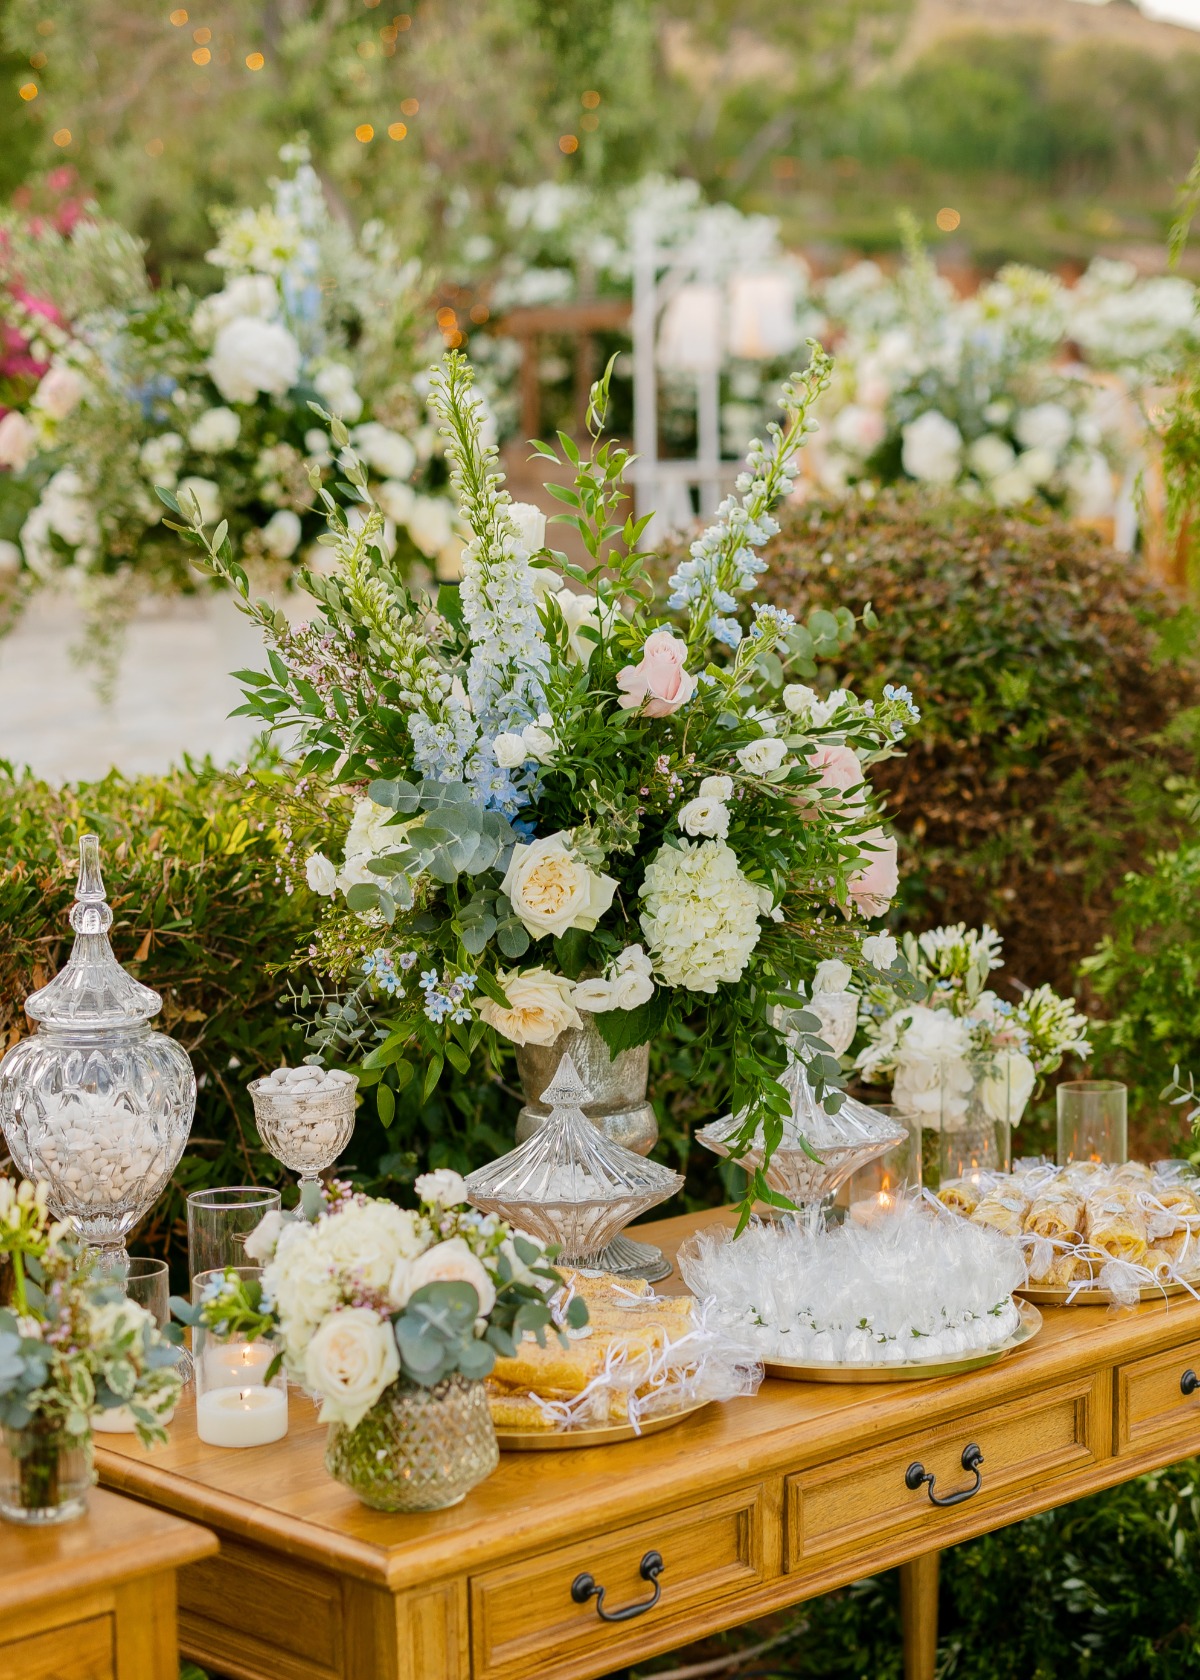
[464,1054,683,1277]
[0,835,196,1260]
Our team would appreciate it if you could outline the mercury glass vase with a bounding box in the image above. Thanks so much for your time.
[514,1011,657,1156]
[324,1376,499,1512]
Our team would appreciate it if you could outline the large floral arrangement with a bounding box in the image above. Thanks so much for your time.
[0,1179,182,1452]
[184,1171,585,1429]
[165,340,918,1208]
[0,146,459,675]
[855,923,1092,1131]
[808,233,1198,525]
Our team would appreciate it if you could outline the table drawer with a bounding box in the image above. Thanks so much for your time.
[1118,1337,1200,1456]
[179,1538,343,1680]
[787,1376,1102,1571]
[470,1484,766,1680]
[0,1614,113,1680]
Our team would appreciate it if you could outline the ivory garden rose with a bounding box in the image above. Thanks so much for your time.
[477,968,582,1046]
[303,1307,401,1429]
[501,834,617,940]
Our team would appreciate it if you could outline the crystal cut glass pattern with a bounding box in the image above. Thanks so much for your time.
[325,1375,498,1511]
[0,836,196,1256]
[464,1054,683,1267]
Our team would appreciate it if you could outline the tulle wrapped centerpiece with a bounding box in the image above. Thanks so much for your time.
[464,1055,683,1278]
[697,993,906,1209]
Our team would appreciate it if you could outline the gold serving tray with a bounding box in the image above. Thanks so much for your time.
[1018,1278,1197,1306]
[495,1400,710,1451]
[763,1301,1042,1383]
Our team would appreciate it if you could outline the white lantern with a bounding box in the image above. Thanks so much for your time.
[727,271,799,360]
[656,283,723,372]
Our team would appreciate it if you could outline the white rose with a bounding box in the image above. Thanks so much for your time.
[305,852,338,896]
[304,1308,400,1429]
[699,775,733,800]
[501,833,617,939]
[901,411,962,485]
[492,732,527,770]
[262,508,302,559]
[313,1199,424,1292]
[521,721,557,764]
[862,932,898,969]
[1014,402,1073,454]
[313,362,363,422]
[401,1237,496,1315]
[188,406,241,453]
[376,479,415,525]
[0,411,37,471]
[573,977,616,1012]
[980,1049,1036,1126]
[678,794,730,839]
[345,797,402,861]
[608,944,655,1010]
[244,1208,285,1263]
[967,433,1016,481]
[478,967,582,1046]
[177,476,222,525]
[32,364,85,421]
[353,422,415,479]
[813,959,853,994]
[414,1169,468,1209]
[208,316,302,404]
[736,738,788,775]
[782,682,819,717]
[509,500,546,554]
[407,494,454,558]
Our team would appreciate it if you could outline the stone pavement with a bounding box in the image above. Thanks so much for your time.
[0,589,273,784]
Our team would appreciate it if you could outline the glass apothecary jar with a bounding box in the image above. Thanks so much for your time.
[0,835,196,1264]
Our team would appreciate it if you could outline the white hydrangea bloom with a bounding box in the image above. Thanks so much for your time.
[640,839,765,994]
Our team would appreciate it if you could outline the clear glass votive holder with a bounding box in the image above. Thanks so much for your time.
[837,1106,922,1224]
[1056,1080,1128,1167]
[93,1257,183,1434]
[194,1322,288,1449]
[187,1187,281,1283]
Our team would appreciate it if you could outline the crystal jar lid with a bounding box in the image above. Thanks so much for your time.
[24,834,163,1029]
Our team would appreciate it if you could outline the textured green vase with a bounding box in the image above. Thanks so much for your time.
[324,1375,499,1512]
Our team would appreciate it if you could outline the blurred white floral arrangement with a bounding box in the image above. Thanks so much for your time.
[0,144,460,675]
[855,922,1092,1132]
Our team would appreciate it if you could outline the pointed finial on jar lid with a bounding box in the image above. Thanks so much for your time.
[540,1052,593,1111]
[69,834,114,936]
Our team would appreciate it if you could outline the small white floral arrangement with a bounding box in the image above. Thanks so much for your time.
[855,923,1092,1130]
[167,338,922,1207]
[184,1173,584,1430]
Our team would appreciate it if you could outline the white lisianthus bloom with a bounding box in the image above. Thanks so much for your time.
[501,834,617,940]
[477,967,582,1046]
[572,976,615,1012]
[313,362,363,422]
[353,422,415,480]
[414,1169,468,1210]
[346,797,401,860]
[901,411,962,485]
[699,775,733,801]
[979,1049,1036,1126]
[640,839,764,993]
[782,685,852,726]
[813,958,853,994]
[1014,402,1073,454]
[521,715,557,764]
[509,500,546,554]
[967,433,1016,481]
[305,852,338,896]
[177,476,222,525]
[492,732,527,770]
[0,410,37,471]
[188,406,241,453]
[678,793,730,839]
[400,1237,496,1315]
[608,944,655,1009]
[551,587,614,664]
[261,508,303,559]
[303,1308,400,1429]
[736,737,788,775]
[208,316,302,404]
[862,931,899,969]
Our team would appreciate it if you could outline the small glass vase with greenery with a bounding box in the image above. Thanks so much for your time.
[0,1179,183,1525]
[175,1171,588,1512]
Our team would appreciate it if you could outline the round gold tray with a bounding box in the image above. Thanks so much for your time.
[1018,1278,1197,1306]
[495,1400,710,1451]
[763,1301,1042,1383]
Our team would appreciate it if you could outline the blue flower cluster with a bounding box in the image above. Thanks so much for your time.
[419,969,477,1025]
[666,496,779,641]
[882,682,922,741]
[362,949,418,997]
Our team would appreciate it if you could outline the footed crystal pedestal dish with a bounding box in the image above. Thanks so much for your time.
[248,1065,358,1195]
[0,835,196,1265]
[464,1055,683,1282]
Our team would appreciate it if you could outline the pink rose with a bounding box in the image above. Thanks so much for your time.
[0,411,36,472]
[848,829,899,917]
[33,365,85,422]
[616,630,696,718]
[801,743,865,813]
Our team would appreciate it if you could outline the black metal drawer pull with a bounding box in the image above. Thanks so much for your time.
[571,1550,664,1622]
[905,1443,985,1508]
[1181,1369,1198,1396]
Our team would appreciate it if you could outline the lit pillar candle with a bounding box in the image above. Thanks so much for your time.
[195,1385,288,1448]
[201,1339,275,1387]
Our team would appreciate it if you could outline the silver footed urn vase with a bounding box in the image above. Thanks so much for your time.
[514,1011,657,1155]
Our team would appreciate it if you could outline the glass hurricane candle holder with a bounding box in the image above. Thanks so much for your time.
[1056,1080,1128,1167]
[247,1067,358,1193]
[194,1323,288,1449]
[187,1188,281,1283]
[0,835,196,1265]
[836,1106,922,1226]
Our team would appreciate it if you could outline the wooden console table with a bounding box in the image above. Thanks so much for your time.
[0,1484,217,1680]
[96,1209,1200,1680]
